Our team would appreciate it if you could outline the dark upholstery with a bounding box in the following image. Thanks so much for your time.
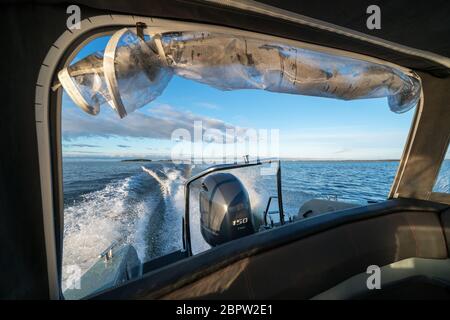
[163,211,447,299]
[92,199,449,299]
[356,276,450,300]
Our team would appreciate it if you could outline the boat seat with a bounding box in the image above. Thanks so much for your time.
[161,209,448,299]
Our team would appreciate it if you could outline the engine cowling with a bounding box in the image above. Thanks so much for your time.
[199,173,254,246]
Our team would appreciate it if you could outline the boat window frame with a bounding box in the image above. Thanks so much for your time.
[35,15,436,299]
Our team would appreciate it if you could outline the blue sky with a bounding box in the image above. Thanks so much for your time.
[62,36,416,160]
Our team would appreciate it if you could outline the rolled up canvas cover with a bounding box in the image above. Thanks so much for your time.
[59,28,421,118]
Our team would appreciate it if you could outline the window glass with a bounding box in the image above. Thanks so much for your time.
[61,34,415,298]
[433,146,450,193]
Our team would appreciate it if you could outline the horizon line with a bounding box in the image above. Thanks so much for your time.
[62,156,405,162]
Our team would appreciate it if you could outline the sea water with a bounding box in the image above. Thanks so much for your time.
[62,158,450,288]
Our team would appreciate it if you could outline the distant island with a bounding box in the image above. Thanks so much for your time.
[121,159,185,163]
[121,159,153,162]
[120,158,400,163]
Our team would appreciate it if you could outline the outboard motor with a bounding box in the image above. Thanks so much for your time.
[199,173,254,246]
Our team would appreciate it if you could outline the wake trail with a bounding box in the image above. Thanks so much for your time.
[141,166,170,195]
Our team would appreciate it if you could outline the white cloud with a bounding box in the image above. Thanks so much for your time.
[62,104,245,141]
[195,102,220,110]
[63,143,100,148]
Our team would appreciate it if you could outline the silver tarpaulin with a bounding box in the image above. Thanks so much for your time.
[58,28,421,118]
